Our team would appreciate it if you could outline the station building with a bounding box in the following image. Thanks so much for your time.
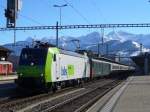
[132,52,150,75]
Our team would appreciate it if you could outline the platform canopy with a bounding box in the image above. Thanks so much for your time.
[0,46,11,61]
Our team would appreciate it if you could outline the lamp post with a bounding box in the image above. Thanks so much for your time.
[140,43,143,54]
[53,4,67,26]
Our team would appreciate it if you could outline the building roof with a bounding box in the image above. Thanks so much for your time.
[0,46,11,52]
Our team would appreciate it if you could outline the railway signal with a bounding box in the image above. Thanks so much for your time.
[5,0,22,28]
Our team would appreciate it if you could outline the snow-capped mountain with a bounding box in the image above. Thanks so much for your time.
[107,31,135,41]
[3,31,150,57]
[107,31,150,48]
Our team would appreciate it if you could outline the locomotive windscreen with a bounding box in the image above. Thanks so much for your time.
[19,48,47,66]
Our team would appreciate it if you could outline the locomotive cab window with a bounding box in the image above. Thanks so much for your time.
[19,48,47,66]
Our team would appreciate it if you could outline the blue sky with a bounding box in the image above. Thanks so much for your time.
[0,0,150,44]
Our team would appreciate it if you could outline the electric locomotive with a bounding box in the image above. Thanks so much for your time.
[15,43,135,92]
[16,46,90,91]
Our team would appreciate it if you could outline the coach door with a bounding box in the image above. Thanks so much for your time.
[54,54,60,80]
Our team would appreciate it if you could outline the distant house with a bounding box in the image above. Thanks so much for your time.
[0,46,11,61]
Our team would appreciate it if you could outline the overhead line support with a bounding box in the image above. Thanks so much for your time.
[1,23,150,31]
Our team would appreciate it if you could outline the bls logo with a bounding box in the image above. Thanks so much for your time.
[61,66,67,76]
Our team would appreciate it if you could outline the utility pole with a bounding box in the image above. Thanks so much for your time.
[14,29,16,46]
[56,21,59,47]
[98,43,100,56]
[101,28,104,45]
[140,43,143,54]
[118,53,121,62]
[106,44,108,56]
[101,28,104,55]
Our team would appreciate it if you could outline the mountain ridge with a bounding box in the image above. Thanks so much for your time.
[3,31,150,57]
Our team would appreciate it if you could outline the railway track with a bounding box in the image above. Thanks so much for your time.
[0,86,76,112]
[0,79,108,112]
[36,80,121,112]
[20,79,121,112]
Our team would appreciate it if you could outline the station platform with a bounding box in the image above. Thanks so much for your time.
[0,75,17,81]
[87,76,150,112]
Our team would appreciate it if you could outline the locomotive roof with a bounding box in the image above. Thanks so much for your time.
[60,49,86,58]
[22,47,86,58]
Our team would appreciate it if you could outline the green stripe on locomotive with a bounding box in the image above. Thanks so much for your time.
[17,65,44,77]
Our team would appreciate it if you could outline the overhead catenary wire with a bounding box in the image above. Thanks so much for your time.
[0,3,44,26]
[89,0,108,23]
[89,0,117,36]
[63,0,91,24]
[19,14,44,26]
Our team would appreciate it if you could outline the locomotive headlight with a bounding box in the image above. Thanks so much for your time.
[40,74,43,77]
[31,62,34,66]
